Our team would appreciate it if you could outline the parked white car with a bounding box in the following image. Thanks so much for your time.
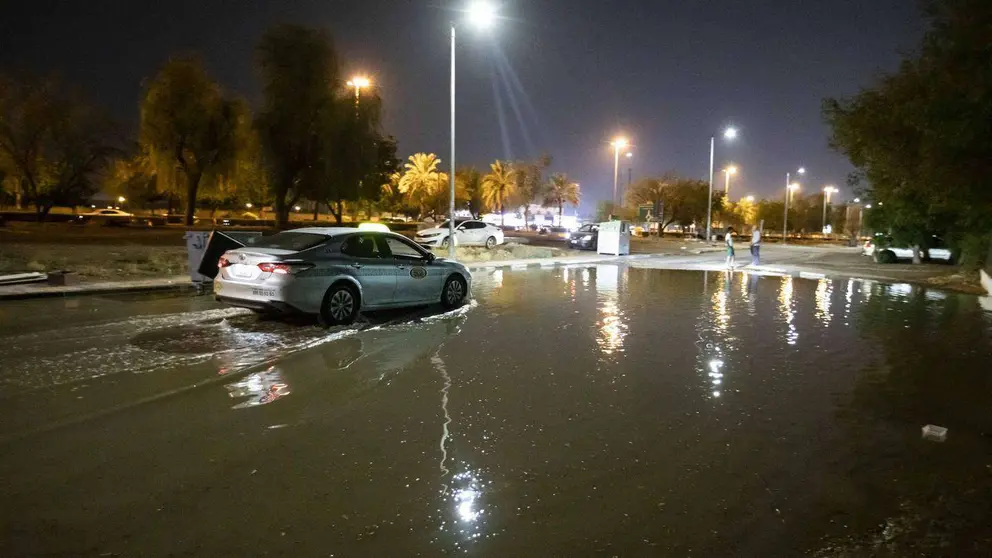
[863,235,953,263]
[415,219,504,250]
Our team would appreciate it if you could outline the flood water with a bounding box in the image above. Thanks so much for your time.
[1,266,990,555]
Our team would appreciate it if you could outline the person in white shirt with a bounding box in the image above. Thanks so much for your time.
[750,227,761,266]
[725,227,736,269]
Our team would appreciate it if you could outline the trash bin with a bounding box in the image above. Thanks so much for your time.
[184,231,212,284]
[597,220,631,256]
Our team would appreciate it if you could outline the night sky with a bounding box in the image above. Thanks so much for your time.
[1,0,925,213]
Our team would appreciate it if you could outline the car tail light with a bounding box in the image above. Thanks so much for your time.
[258,262,313,275]
[218,256,232,268]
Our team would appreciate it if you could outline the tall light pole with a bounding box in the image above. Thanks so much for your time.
[346,76,371,108]
[449,2,496,258]
[723,165,738,197]
[610,137,629,209]
[707,127,737,241]
[822,185,838,233]
[782,167,805,243]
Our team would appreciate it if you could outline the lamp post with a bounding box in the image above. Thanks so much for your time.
[610,137,629,208]
[723,165,738,197]
[706,127,737,241]
[782,167,805,243]
[448,2,496,258]
[822,185,838,233]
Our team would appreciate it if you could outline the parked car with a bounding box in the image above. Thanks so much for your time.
[540,226,570,239]
[76,208,133,225]
[214,228,472,325]
[415,219,505,249]
[567,223,599,251]
[863,235,953,263]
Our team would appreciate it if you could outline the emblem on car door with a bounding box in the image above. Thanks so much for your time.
[410,267,427,279]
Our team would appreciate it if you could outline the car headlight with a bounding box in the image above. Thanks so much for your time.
[419,232,441,238]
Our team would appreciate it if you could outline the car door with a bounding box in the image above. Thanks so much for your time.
[459,221,485,245]
[340,233,396,307]
[382,235,442,303]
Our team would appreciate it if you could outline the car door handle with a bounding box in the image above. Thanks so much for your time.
[351,263,363,270]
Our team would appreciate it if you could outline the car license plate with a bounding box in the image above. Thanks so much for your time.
[231,265,253,279]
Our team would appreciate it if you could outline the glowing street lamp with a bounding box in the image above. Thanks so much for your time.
[782,167,805,243]
[723,165,738,197]
[706,126,738,241]
[822,185,839,231]
[610,136,629,206]
[744,195,755,202]
[346,76,371,104]
[448,2,497,258]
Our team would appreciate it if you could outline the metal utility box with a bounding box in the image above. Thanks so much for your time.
[597,220,631,256]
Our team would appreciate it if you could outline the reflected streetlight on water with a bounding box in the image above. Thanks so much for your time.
[778,276,798,345]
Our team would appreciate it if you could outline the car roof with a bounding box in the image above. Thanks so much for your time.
[284,227,364,237]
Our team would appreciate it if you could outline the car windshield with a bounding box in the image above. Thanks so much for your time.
[250,232,327,251]
[579,224,598,232]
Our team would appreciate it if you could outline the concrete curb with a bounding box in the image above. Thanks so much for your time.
[0,277,194,301]
[464,253,656,272]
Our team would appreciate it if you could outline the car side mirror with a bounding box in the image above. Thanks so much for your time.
[426,252,436,264]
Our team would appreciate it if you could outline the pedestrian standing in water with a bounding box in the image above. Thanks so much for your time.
[725,226,736,269]
[750,225,761,266]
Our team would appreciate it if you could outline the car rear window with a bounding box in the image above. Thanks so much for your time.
[251,232,327,251]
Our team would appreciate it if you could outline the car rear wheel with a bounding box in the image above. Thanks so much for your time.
[441,275,467,309]
[320,283,359,326]
[485,236,497,250]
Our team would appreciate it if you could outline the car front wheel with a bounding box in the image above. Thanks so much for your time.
[485,236,497,250]
[441,275,467,309]
[320,283,359,326]
[440,236,451,249]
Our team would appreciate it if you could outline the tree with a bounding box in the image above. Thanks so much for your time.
[398,153,447,218]
[256,25,347,227]
[543,172,580,223]
[140,57,243,226]
[481,160,518,226]
[457,166,485,217]
[510,153,552,227]
[824,0,992,267]
[0,74,118,218]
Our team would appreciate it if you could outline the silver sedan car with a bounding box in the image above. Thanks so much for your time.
[213,228,472,325]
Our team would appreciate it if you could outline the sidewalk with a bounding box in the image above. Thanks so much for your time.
[0,276,193,300]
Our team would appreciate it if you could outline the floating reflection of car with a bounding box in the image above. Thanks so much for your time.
[214,228,472,325]
[567,223,599,250]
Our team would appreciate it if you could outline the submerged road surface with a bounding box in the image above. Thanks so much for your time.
[1,266,991,555]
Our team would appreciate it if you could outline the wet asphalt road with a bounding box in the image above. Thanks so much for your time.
[1,265,991,556]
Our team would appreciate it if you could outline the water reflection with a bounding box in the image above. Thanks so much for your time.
[779,276,798,345]
[815,278,833,327]
[224,366,290,409]
[595,266,627,356]
[695,271,740,400]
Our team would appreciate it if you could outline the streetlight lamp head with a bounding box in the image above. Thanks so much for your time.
[467,1,497,29]
[797,167,806,175]
[788,183,800,191]
[745,195,755,202]
[611,137,629,149]
[625,152,633,158]
[726,165,738,175]
[865,204,872,209]
[723,127,738,140]
[854,197,861,203]
[117,196,126,203]
[348,76,371,88]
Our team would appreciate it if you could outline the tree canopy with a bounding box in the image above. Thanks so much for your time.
[824,0,992,265]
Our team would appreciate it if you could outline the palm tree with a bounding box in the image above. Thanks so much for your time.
[543,172,581,223]
[481,160,518,226]
[398,153,445,218]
